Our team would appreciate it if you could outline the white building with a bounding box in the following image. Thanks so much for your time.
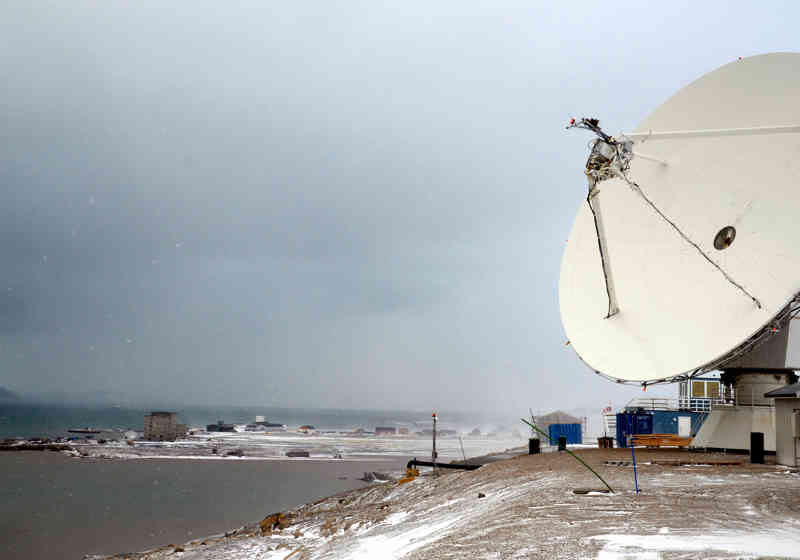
[764,383,800,467]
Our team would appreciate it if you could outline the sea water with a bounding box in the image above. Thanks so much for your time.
[1,451,406,559]
[0,402,510,439]
[0,404,517,559]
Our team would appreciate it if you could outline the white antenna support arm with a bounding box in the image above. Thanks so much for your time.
[632,151,668,166]
[623,124,800,141]
[586,184,620,319]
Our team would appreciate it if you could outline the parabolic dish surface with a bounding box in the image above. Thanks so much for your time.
[560,53,800,382]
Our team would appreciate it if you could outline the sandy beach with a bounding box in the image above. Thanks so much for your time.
[95,448,800,559]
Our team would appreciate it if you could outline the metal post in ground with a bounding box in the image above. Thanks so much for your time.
[628,413,640,494]
[521,418,614,493]
[432,412,438,475]
[630,441,640,494]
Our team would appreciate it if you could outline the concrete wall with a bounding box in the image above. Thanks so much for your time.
[774,398,799,467]
[691,406,776,452]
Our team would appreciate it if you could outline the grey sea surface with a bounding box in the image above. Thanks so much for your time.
[1,451,406,560]
[0,403,508,439]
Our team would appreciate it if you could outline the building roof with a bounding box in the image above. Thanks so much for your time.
[535,410,582,425]
[764,382,800,398]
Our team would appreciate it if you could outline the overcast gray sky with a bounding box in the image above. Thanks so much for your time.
[1,2,797,411]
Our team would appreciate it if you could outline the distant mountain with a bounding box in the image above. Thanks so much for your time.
[0,386,20,401]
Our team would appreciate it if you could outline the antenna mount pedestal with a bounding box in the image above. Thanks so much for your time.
[692,325,797,451]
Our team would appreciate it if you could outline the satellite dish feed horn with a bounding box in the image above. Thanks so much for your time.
[567,117,632,318]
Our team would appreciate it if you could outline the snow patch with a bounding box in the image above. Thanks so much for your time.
[426,498,463,512]
[345,515,463,559]
[384,511,409,525]
[591,531,800,559]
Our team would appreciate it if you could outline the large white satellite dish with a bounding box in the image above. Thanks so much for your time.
[560,53,800,384]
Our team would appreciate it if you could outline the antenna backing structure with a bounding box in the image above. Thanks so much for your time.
[560,53,800,384]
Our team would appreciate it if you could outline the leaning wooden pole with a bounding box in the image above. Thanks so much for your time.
[521,418,614,493]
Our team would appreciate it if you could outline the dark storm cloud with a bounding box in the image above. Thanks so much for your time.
[1,2,798,409]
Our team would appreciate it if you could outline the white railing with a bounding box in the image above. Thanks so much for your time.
[624,397,678,411]
[676,397,718,412]
[624,396,730,413]
[621,386,780,413]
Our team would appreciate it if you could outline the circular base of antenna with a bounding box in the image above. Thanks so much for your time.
[720,368,797,406]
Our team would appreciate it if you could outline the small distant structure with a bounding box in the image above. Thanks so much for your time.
[534,411,581,431]
[421,428,457,438]
[245,416,286,432]
[533,411,582,445]
[764,382,800,467]
[143,412,187,442]
[206,420,235,432]
[375,426,396,436]
[398,427,409,435]
[299,425,315,432]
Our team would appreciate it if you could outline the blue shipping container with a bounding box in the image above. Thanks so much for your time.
[615,413,653,448]
[548,423,582,445]
[651,411,706,436]
[616,411,708,447]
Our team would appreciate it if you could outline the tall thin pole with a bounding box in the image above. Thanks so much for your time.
[628,413,640,494]
[432,412,437,475]
[521,418,613,493]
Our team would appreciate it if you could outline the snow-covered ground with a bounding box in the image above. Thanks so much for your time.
[96,448,800,559]
[68,429,527,465]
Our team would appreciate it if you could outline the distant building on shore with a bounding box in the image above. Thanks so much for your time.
[533,411,582,432]
[206,420,235,432]
[533,410,584,445]
[245,415,287,431]
[375,426,396,436]
[143,412,188,441]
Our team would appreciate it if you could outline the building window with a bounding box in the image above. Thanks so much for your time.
[692,381,706,398]
[707,382,720,399]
